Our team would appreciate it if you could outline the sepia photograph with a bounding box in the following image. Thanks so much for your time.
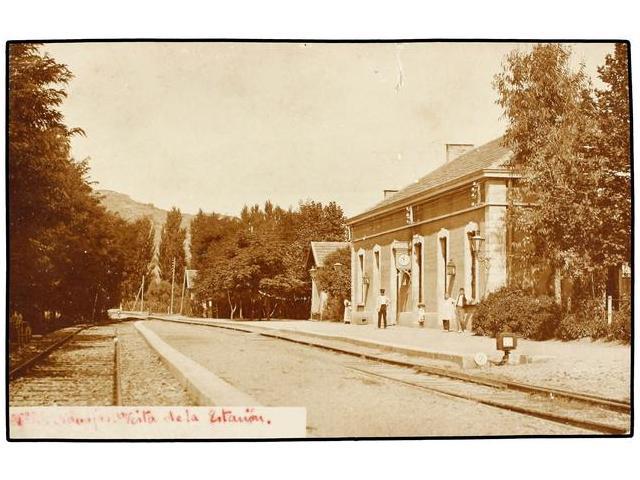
[6,39,632,440]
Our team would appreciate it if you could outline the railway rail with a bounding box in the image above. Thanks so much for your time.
[149,316,631,435]
[9,325,122,406]
[9,326,88,380]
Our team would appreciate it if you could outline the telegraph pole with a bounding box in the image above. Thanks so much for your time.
[141,275,145,312]
[170,257,176,315]
[179,270,186,315]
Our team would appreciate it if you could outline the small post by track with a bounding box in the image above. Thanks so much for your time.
[113,329,123,406]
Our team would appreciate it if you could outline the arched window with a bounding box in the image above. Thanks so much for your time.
[373,245,381,296]
[465,222,480,302]
[412,235,424,305]
[357,248,366,305]
[437,229,450,300]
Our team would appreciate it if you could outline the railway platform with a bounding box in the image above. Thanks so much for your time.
[149,314,631,402]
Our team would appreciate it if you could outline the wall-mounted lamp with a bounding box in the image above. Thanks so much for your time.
[470,232,485,256]
[446,259,456,277]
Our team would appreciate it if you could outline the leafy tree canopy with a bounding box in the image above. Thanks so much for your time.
[9,44,156,331]
[192,199,348,319]
[494,43,630,300]
[158,207,187,283]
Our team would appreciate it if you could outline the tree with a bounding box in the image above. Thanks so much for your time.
[190,210,239,271]
[47,196,128,323]
[118,216,155,306]
[314,247,351,320]
[158,207,187,284]
[8,43,81,324]
[8,44,132,331]
[296,200,347,244]
[144,279,173,314]
[192,199,347,320]
[494,43,630,307]
[594,43,631,264]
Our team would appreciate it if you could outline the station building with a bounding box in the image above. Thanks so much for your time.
[345,137,516,328]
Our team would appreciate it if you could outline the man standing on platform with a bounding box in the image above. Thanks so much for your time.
[455,287,468,333]
[376,289,390,329]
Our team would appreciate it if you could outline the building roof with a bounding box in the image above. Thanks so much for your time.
[348,137,512,223]
[309,241,350,267]
[185,269,198,289]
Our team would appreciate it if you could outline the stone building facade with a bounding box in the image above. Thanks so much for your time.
[346,137,516,328]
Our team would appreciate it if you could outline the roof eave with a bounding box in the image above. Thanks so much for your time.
[346,167,518,226]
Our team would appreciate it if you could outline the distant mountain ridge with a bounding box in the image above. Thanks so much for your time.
[97,189,194,230]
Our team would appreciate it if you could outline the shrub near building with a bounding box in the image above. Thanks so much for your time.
[473,287,631,344]
[472,287,561,340]
[609,302,631,344]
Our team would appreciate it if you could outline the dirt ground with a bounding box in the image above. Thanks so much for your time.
[146,320,593,437]
[226,320,631,401]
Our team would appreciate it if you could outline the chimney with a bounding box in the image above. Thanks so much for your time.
[445,143,474,163]
[384,189,399,199]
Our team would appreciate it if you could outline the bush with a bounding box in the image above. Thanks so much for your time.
[472,287,561,340]
[474,287,631,343]
[322,296,345,322]
[556,314,607,340]
[609,301,631,343]
[555,298,609,341]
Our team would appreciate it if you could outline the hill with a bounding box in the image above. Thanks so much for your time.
[96,189,195,248]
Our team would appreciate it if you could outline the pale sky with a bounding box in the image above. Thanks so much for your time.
[43,41,615,218]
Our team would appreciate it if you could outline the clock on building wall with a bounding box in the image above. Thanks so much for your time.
[397,252,411,270]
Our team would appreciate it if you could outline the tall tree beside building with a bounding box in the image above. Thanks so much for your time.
[494,43,630,304]
[158,207,187,284]
[296,200,347,244]
[594,43,631,264]
[285,200,348,299]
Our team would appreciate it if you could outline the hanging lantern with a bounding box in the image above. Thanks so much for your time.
[446,259,456,277]
[470,232,485,255]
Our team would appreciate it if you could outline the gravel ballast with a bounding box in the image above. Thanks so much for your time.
[116,321,196,406]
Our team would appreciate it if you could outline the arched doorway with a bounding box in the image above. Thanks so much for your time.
[391,240,411,325]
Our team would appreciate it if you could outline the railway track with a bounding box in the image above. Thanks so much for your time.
[341,362,629,435]
[9,325,122,406]
[149,316,631,435]
[9,326,88,380]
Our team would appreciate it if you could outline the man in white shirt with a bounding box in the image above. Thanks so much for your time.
[455,287,468,333]
[376,289,390,329]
